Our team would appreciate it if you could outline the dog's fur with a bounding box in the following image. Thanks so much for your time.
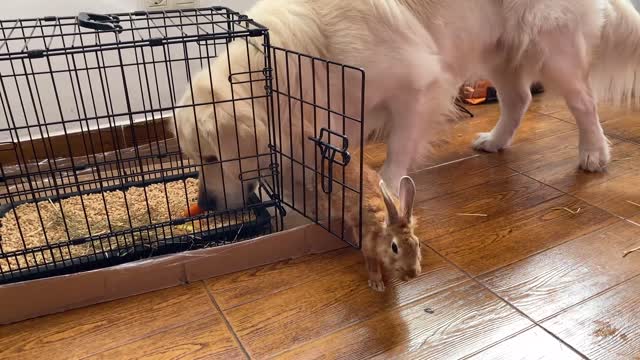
[173,0,640,211]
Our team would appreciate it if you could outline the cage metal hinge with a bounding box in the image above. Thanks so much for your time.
[27,50,45,59]
[239,163,286,216]
[258,177,287,217]
[148,37,164,47]
[77,12,123,33]
[236,14,264,37]
[309,128,351,194]
[227,67,272,95]
[263,67,273,95]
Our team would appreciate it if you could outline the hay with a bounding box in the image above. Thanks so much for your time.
[0,178,254,272]
[627,200,640,208]
[551,207,582,215]
[623,219,640,258]
[623,246,640,258]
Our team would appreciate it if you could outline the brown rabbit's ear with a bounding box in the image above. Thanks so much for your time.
[379,179,399,224]
[399,176,416,221]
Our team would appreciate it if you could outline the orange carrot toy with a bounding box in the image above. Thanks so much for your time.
[183,203,205,217]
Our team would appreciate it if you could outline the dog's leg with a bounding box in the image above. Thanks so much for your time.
[380,96,432,194]
[565,85,610,171]
[473,70,532,152]
[540,33,610,172]
[381,78,454,194]
[380,122,420,195]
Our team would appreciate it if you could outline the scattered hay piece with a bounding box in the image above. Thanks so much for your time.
[623,219,640,258]
[593,320,618,338]
[626,200,640,208]
[455,213,488,217]
[623,245,640,258]
[551,207,582,215]
[176,223,195,233]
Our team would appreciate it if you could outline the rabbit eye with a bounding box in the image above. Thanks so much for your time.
[391,242,398,254]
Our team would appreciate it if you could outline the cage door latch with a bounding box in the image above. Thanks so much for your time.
[309,128,351,194]
[78,12,123,33]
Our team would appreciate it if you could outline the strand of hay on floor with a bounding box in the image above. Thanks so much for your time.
[623,245,640,258]
[627,200,640,208]
[0,178,254,273]
[551,207,582,215]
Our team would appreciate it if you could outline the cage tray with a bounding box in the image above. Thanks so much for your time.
[0,173,272,284]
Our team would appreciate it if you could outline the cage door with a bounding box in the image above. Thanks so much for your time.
[266,46,366,248]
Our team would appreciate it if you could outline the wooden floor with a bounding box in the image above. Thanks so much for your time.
[2,93,640,359]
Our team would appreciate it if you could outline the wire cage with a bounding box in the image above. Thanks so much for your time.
[0,7,365,285]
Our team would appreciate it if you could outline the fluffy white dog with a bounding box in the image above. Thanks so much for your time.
[173,0,640,211]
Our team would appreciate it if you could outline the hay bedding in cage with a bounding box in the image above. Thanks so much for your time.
[0,178,254,272]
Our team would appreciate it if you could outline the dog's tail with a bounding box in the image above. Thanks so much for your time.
[591,0,640,106]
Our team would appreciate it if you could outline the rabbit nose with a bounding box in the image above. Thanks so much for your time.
[400,268,419,281]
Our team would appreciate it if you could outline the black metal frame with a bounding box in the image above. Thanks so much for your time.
[0,7,365,284]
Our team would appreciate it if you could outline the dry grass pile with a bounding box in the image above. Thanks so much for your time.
[0,178,254,272]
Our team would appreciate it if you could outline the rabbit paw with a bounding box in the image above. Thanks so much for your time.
[368,279,385,292]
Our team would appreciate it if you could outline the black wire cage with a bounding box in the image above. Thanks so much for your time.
[0,7,365,284]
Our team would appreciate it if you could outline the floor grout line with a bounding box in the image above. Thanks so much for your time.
[77,316,214,360]
[537,109,640,146]
[213,248,359,312]
[415,165,569,246]
[537,271,640,324]
[459,325,538,359]
[606,133,640,146]
[531,110,577,126]
[203,281,252,360]
[511,163,637,223]
[420,240,590,360]
[76,283,223,359]
[264,273,474,359]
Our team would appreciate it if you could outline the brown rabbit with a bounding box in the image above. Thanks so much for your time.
[318,158,421,292]
[360,172,421,292]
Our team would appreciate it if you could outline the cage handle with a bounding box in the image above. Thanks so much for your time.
[309,128,351,194]
[78,12,123,33]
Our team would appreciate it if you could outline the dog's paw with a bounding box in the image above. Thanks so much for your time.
[473,132,509,153]
[579,143,611,172]
[368,279,385,292]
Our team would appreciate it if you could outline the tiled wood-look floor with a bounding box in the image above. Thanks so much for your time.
[2,93,640,359]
